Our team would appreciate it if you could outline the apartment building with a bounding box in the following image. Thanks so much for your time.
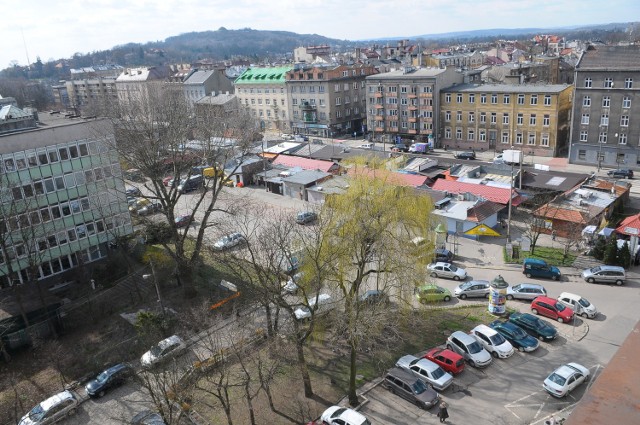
[423,51,485,69]
[440,83,573,157]
[365,67,463,146]
[286,64,378,138]
[0,113,132,289]
[183,68,234,108]
[115,66,172,108]
[65,77,118,113]
[568,45,640,169]
[234,66,292,131]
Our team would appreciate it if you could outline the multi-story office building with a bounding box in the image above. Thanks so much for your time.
[286,64,377,138]
[440,83,573,157]
[0,112,132,289]
[234,66,292,131]
[365,67,463,146]
[65,77,118,113]
[568,45,640,169]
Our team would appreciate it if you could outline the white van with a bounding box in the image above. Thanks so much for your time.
[294,293,333,320]
[557,292,598,319]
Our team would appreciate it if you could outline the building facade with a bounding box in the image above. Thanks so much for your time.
[365,67,463,146]
[115,66,172,108]
[234,66,292,132]
[440,83,573,157]
[0,115,132,289]
[65,77,118,114]
[286,64,378,138]
[568,45,640,169]
[183,69,234,108]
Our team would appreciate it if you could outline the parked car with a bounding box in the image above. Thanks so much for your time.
[543,363,590,397]
[415,284,452,303]
[423,348,465,375]
[435,248,454,262]
[395,355,453,391]
[282,272,303,294]
[488,320,540,352]
[174,215,192,228]
[454,151,476,160]
[470,324,515,359]
[506,283,547,301]
[213,232,245,251]
[607,169,633,179]
[358,289,389,305]
[177,175,203,193]
[85,363,132,398]
[531,296,574,323]
[508,312,557,341]
[138,201,163,216]
[557,292,598,319]
[427,262,467,281]
[382,367,440,409]
[295,211,318,224]
[320,406,371,425]
[129,198,151,214]
[581,265,626,285]
[162,176,175,187]
[357,143,373,149]
[125,186,142,197]
[446,331,492,368]
[294,293,333,321]
[131,410,166,425]
[454,280,490,299]
[19,390,79,425]
[140,335,187,368]
[522,258,561,280]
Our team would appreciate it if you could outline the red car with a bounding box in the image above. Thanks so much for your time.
[174,215,192,228]
[423,347,465,374]
[531,296,574,323]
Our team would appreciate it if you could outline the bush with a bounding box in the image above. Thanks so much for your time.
[618,240,631,268]
[591,237,606,260]
[603,237,618,265]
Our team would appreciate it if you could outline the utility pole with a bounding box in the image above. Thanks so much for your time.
[143,259,165,316]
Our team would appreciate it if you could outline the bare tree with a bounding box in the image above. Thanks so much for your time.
[516,193,556,254]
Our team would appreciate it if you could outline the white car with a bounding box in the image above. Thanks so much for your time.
[282,272,303,294]
[294,293,333,321]
[321,405,371,425]
[427,262,467,281]
[470,324,515,359]
[141,335,187,368]
[557,292,598,319]
[543,362,590,397]
[395,354,453,391]
[213,232,245,251]
[19,390,79,425]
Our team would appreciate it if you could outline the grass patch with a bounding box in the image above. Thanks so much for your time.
[504,245,576,266]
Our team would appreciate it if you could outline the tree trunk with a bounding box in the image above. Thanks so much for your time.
[176,262,197,298]
[348,343,359,406]
[263,303,274,338]
[244,382,256,425]
[295,335,314,398]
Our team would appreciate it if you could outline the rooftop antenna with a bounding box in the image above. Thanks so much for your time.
[21,27,31,68]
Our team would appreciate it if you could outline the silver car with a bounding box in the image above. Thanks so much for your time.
[506,283,546,301]
[395,355,453,391]
[582,265,626,286]
[19,391,79,425]
[454,280,490,299]
[427,262,467,281]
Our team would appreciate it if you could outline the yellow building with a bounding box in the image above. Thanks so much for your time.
[440,83,573,157]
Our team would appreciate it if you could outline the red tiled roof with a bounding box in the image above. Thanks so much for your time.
[467,201,504,222]
[347,168,427,187]
[615,213,640,235]
[273,155,337,173]
[534,205,587,224]
[431,179,517,205]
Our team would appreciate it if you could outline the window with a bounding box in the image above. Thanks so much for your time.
[503,94,510,104]
[528,133,536,145]
[457,93,463,103]
[529,114,537,125]
[517,94,525,105]
[517,113,524,125]
[530,95,538,105]
[334,84,340,92]
[619,133,627,145]
[469,94,475,103]
[584,78,592,88]
[503,113,509,124]
[541,134,549,147]
[445,127,451,139]
[58,147,69,160]
[602,96,610,107]
[544,95,552,106]
[625,78,633,89]
[480,94,487,104]
[600,114,609,126]
[38,151,48,165]
[480,112,486,123]
[580,130,589,142]
[515,133,523,145]
[469,112,475,123]
[578,150,586,160]
[621,115,629,127]
[445,111,451,122]
[491,94,498,104]
[501,132,509,144]
[604,78,613,88]
[335,97,341,106]
[581,113,589,125]
[456,111,462,121]
[479,130,486,142]
[69,145,79,158]
[623,96,631,109]
[456,128,462,140]
[467,129,475,141]
[583,96,591,107]
[445,93,451,103]
[598,132,607,143]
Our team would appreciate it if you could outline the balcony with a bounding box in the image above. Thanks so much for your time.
[375,127,385,132]
[419,92,433,98]
[408,117,418,123]
[408,129,418,134]
[408,93,418,99]
[375,104,384,109]
[408,105,418,111]
[374,92,383,98]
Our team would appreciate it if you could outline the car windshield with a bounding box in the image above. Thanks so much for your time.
[547,372,566,386]
[412,379,428,394]
[590,266,601,273]
[150,344,163,357]
[555,302,566,311]
[460,282,473,289]
[449,265,458,272]
[431,367,445,380]
[489,333,506,345]
[96,371,110,383]
[221,236,231,243]
[578,298,591,308]
[28,404,45,421]
[534,319,547,330]
[511,326,527,338]
[468,341,483,354]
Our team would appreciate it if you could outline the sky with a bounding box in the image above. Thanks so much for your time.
[1,0,638,69]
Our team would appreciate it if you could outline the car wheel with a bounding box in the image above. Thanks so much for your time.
[469,359,476,367]
[459,294,467,300]
[587,278,595,283]
[539,335,545,341]
[446,344,453,351]
[453,276,461,281]
[615,280,623,286]
[430,272,438,278]
[581,312,589,319]
[506,294,514,300]
[492,351,499,358]
[518,346,525,352]
[557,317,564,323]
[526,273,533,278]
[552,275,559,281]
[444,296,451,302]
[532,308,539,315]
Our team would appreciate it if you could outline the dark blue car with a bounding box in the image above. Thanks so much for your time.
[489,320,540,352]
[508,312,558,342]
[85,363,132,397]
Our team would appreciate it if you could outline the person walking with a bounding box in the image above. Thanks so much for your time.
[437,400,449,423]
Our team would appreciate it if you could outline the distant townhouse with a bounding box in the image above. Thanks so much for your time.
[568,45,640,169]
[234,66,293,132]
[365,67,463,146]
[115,66,172,108]
[286,64,377,138]
[423,51,485,69]
[440,83,573,157]
[183,68,234,108]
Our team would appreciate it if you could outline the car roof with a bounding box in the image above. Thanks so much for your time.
[336,407,368,424]
[554,364,584,379]
[533,296,557,304]
[106,363,129,374]
[515,283,545,289]
[40,390,74,411]
[386,366,417,381]
[429,347,462,360]
[473,324,497,336]
[431,262,452,267]
[450,330,476,343]
[158,335,182,349]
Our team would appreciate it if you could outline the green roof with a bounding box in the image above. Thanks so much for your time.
[234,66,293,85]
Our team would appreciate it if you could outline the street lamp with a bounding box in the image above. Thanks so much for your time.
[143,259,165,316]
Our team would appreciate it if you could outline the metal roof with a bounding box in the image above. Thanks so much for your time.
[282,169,330,185]
[234,66,293,85]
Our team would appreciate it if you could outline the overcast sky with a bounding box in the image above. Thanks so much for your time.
[2,0,638,69]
